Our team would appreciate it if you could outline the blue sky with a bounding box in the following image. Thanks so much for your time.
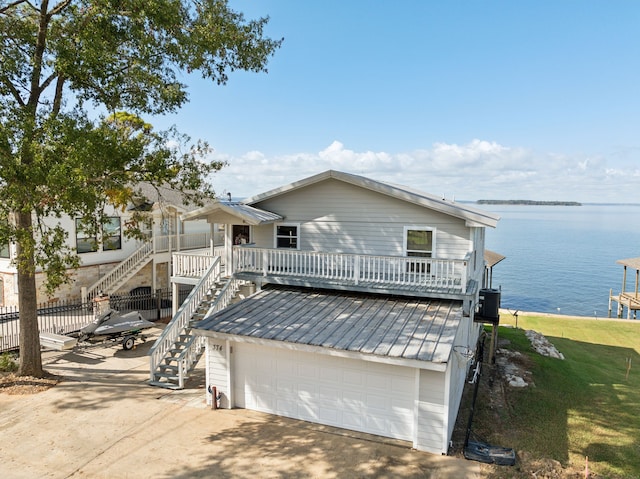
[152,1,640,203]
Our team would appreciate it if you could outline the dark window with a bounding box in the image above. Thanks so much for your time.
[276,224,298,249]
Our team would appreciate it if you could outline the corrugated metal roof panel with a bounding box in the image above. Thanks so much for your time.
[181,201,283,225]
[195,286,462,364]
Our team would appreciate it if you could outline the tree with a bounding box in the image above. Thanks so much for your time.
[0,0,282,377]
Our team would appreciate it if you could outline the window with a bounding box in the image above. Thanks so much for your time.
[404,227,434,273]
[103,217,122,251]
[76,219,98,253]
[275,224,299,249]
[405,227,434,257]
[0,243,9,259]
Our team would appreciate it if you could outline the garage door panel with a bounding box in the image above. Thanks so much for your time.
[343,413,365,430]
[319,365,342,382]
[298,361,317,379]
[342,368,365,387]
[366,392,390,412]
[366,371,391,390]
[233,342,415,442]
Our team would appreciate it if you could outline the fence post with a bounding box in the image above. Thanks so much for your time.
[156,288,162,321]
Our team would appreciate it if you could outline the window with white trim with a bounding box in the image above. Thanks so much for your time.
[404,226,435,273]
[404,227,434,257]
[275,223,299,249]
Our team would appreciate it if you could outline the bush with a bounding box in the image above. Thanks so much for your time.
[0,352,18,372]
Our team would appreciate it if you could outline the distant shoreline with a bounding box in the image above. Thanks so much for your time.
[498,308,638,323]
[477,200,582,206]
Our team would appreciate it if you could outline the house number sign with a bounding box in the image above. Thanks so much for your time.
[211,344,223,351]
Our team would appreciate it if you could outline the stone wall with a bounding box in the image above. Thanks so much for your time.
[0,259,170,307]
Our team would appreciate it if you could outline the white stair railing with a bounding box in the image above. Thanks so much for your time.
[172,276,243,388]
[148,256,221,383]
[82,240,154,301]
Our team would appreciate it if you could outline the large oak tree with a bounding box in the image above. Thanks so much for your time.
[0,0,282,377]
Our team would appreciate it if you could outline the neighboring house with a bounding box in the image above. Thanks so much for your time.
[0,183,215,307]
[150,170,500,455]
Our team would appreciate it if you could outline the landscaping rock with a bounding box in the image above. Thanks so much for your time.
[525,330,565,360]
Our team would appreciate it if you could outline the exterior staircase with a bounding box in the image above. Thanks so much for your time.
[148,257,244,389]
[82,240,154,301]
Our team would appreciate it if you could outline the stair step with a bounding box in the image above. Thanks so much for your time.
[154,371,180,380]
[149,380,182,390]
[159,364,178,372]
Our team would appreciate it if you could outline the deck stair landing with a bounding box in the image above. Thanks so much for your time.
[149,258,244,389]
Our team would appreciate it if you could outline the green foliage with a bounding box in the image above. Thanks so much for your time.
[0,352,18,372]
[0,0,282,376]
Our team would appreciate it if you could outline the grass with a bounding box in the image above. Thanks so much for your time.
[475,314,640,478]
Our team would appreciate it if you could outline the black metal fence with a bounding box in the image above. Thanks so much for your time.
[0,288,189,353]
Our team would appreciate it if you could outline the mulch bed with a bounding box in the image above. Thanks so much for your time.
[0,371,60,395]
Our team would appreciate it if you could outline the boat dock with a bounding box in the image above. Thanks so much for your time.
[609,257,640,319]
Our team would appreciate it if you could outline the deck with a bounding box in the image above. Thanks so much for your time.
[173,247,474,300]
[609,291,640,319]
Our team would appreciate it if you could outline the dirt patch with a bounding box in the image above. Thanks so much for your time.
[0,371,60,395]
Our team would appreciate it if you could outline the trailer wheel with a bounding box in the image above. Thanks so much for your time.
[122,336,136,351]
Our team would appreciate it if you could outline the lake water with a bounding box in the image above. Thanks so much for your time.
[475,203,640,318]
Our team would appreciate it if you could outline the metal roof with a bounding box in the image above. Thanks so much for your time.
[180,201,283,225]
[195,286,463,365]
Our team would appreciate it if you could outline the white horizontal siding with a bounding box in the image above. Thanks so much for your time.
[251,178,472,259]
[206,338,230,408]
[415,369,447,454]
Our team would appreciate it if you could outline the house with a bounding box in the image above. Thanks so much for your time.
[0,183,216,308]
[149,170,500,455]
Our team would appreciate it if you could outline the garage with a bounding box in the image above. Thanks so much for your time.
[233,342,415,441]
[196,285,465,453]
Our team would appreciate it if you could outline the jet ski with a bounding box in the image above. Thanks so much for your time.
[78,308,155,350]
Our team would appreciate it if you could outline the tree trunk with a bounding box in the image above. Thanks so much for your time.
[16,211,43,378]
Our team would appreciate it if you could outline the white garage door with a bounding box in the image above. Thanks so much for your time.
[233,343,415,441]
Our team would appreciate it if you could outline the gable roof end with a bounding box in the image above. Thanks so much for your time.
[244,170,500,228]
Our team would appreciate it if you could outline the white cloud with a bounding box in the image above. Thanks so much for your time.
[207,140,636,203]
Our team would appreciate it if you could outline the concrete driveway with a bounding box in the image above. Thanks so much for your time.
[0,327,481,478]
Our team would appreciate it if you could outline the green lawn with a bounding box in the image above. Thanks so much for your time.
[476,314,640,478]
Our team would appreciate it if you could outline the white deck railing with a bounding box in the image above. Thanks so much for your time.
[172,247,225,278]
[233,247,469,292]
[153,231,215,253]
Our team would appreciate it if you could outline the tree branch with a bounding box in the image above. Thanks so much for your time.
[0,74,25,106]
[51,73,64,116]
[46,0,71,18]
[26,0,49,109]
[0,0,31,14]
